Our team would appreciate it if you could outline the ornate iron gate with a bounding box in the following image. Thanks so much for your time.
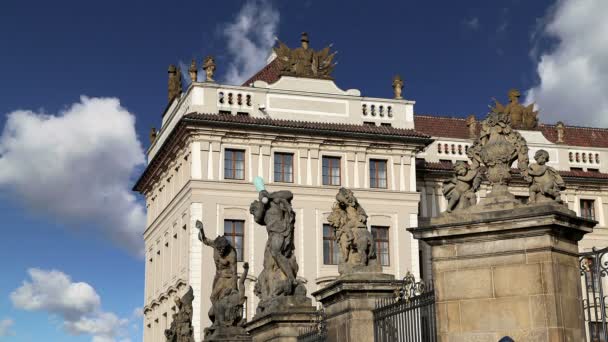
[580,247,608,342]
[297,308,327,342]
[373,273,437,342]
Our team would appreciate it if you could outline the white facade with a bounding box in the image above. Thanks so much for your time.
[138,77,424,342]
[138,71,608,342]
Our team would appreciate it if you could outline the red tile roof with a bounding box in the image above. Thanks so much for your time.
[414,115,473,140]
[242,59,281,86]
[538,123,608,148]
[414,114,608,148]
[184,113,432,140]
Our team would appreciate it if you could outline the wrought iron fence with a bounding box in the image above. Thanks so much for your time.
[297,308,327,342]
[580,247,608,342]
[373,272,437,342]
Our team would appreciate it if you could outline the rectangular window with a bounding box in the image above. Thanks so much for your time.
[322,224,340,265]
[322,156,341,186]
[224,219,245,261]
[372,226,390,266]
[515,196,529,205]
[581,199,596,220]
[274,152,294,183]
[224,149,245,180]
[370,159,388,188]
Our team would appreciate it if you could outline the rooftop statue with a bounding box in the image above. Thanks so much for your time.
[527,149,566,204]
[203,56,216,82]
[467,109,529,197]
[392,75,404,99]
[196,221,249,340]
[443,161,482,213]
[168,64,183,102]
[249,177,307,314]
[492,89,539,130]
[189,59,197,83]
[273,32,337,79]
[327,188,380,275]
[164,286,195,342]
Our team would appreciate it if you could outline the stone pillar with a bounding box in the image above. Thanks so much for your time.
[410,203,595,342]
[244,297,317,342]
[312,274,397,342]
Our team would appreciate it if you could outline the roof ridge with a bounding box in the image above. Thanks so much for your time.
[183,112,431,138]
[540,123,608,131]
[414,114,469,121]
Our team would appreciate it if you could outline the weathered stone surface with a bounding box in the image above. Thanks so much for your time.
[249,181,310,316]
[528,149,566,204]
[327,188,381,275]
[312,276,398,342]
[244,299,317,342]
[410,202,595,341]
[165,286,195,342]
[197,220,250,341]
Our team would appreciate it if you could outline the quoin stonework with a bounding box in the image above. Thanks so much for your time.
[133,33,608,342]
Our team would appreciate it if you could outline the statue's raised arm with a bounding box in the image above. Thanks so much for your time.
[196,220,213,246]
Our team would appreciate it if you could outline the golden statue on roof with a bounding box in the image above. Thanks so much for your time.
[491,89,539,130]
[273,32,337,79]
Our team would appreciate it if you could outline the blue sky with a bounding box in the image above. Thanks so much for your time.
[1,0,607,341]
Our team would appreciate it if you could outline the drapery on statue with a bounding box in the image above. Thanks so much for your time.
[527,149,565,204]
[327,188,380,274]
[443,161,482,212]
[196,220,249,340]
[273,32,337,79]
[165,287,195,342]
[249,177,307,314]
[492,89,539,130]
[467,109,529,196]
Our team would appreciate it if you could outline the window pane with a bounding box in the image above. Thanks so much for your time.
[274,153,294,183]
[223,220,232,234]
[372,226,390,266]
[225,149,245,180]
[322,157,340,185]
[235,221,244,234]
[323,240,331,264]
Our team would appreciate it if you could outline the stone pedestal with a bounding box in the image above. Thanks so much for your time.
[410,203,595,342]
[312,273,397,342]
[204,326,251,342]
[244,296,317,342]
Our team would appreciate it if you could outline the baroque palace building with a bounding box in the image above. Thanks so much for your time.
[134,35,608,342]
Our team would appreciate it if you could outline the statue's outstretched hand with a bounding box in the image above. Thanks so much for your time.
[195,220,203,230]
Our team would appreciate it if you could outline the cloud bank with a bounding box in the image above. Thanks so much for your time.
[0,96,146,255]
[11,268,132,342]
[221,0,279,85]
[526,0,608,127]
[0,318,14,337]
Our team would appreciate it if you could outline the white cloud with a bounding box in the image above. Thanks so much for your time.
[11,268,132,342]
[0,96,146,255]
[0,318,15,337]
[221,0,279,85]
[526,0,608,127]
[464,17,479,30]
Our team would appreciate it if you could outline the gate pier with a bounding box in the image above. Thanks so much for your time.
[410,203,595,341]
[311,273,397,342]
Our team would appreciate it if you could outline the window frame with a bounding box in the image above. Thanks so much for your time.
[322,223,340,265]
[224,219,245,262]
[322,156,342,186]
[369,159,388,189]
[371,225,390,266]
[273,152,294,183]
[580,199,596,221]
[224,148,246,180]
